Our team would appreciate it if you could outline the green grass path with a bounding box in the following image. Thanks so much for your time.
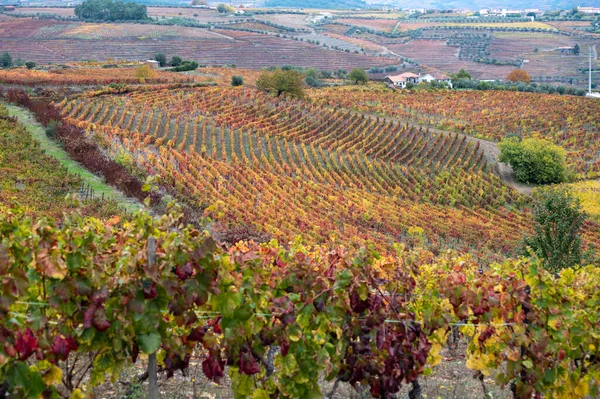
[3,102,142,213]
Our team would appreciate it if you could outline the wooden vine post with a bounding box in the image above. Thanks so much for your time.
[147,236,158,399]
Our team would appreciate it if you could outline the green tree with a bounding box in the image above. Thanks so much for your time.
[348,68,368,85]
[231,75,244,86]
[0,52,12,68]
[256,69,305,98]
[171,55,183,66]
[25,61,36,69]
[304,68,322,87]
[154,53,167,67]
[498,137,567,184]
[453,68,471,79]
[523,188,593,273]
[74,0,147,21]
[216,3,235,13]
[573,44,580,55]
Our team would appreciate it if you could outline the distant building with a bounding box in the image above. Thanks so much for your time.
[524,8,543,15]
[501,8,523,17]
[3,5,16,11]
[577,6,600,14]
[385,72,452,88]
[146,60,160,69]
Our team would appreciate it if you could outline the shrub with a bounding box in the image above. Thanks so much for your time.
[498,137,566,184]
[45,120,58,138]
[304,75,323,88]
[171,55,183,67]
[135,64,156,81]
[25,61,36,70]
[171,61,198,72]
[216,3,235,13]
[0,52,12,69]
[523,188,594,273]
[154,53,167,67]
[231,75,244,86]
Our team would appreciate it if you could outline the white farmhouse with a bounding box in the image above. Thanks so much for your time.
[384,72,453,88]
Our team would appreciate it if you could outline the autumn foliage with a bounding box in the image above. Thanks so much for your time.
[0,206,599,398]
[506,69,531,84]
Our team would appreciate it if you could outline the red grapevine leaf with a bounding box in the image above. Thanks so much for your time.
[15,328,38,360]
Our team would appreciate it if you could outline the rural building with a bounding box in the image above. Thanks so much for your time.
[2,5,15,11]
[384,72,419,88]
[145,60,160,69]
[384,72,452,88]
[577,6,600,14]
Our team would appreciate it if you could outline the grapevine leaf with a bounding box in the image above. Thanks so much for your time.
[287,324,302,342]
[251,389,270,399]
[137,331,162,354]
[7,362,45,399]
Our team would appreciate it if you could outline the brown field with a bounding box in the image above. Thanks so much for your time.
[9,7,76,17]
[388,39,515,79]
[337,18,399,32]
[394,21,445,30]
[254,13,310,30]
[488,31,575,60]
[3,10,598,84]
[0,17,396,70]
[224,21,282,32]
[546,20,599,36]
[319,23,350,35]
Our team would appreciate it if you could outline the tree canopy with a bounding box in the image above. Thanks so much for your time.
[506,69,531,84]
[498,137,566,185]
[216,3,235,13]
[256,69,305,98]
[523,188,593,273]
[154,53,167,67]
[74,0,147,21]
[452,69,471,80]
[0,52,12,69]
[348,68,368,85]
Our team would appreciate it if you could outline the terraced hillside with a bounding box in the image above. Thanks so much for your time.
[55,86,600,257]
[311,86,600,178]
[0,17,396,70]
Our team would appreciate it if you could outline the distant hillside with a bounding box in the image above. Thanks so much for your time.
[372,0,584,10]
[264,0,367,9]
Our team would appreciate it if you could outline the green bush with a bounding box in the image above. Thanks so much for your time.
[171,55,183,67]
[0,52,12,69]
[498,137,567,184]
[171,61,198,72]
[523,188,595,273]
[45,120,58,139]
[154,53,167,67]
[231,75,244,86]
